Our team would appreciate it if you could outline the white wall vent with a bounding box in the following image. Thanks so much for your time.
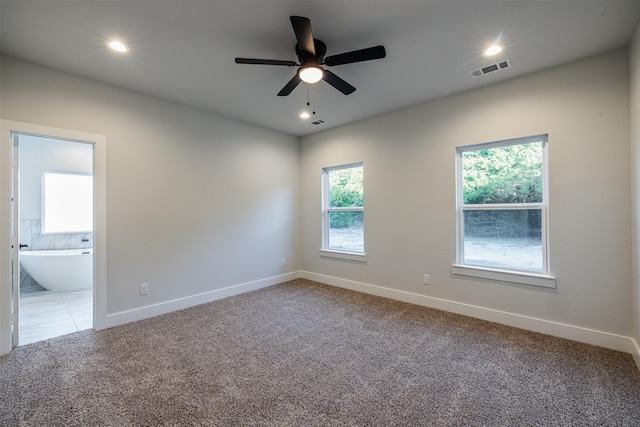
[470,59,512,78]
[307,119,325,126]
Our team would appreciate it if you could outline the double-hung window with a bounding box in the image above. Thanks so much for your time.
[453,135,555,287]
[320,162,365,261]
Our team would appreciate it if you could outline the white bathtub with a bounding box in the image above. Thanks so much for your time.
[20,249,93,291]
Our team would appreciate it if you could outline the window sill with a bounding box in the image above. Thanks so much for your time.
[319,249,367,263]
[451,264,556,288]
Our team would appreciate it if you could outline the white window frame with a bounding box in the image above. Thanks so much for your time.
[452,134,555,288]
[319,162,366,262]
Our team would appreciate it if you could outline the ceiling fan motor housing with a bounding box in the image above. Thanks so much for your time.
[296,39,326,66]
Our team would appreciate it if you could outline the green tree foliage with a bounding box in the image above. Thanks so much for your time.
[462,143,543,238]
[329,166,363,228]
[462,142,542,204]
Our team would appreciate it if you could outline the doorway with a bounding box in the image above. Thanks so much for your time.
[14,134,95,345]
[1,120,106,355]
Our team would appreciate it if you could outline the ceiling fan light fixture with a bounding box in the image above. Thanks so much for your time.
[298,65,324,84]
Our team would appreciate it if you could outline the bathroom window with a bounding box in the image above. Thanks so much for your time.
[42,171,93,234]
[319,162,365,262]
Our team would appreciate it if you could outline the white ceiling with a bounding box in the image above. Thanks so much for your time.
[1,1,639,137]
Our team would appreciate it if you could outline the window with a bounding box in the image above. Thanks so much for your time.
[42,171,93,234]
[453,135,555,287]
[320,163,365,261]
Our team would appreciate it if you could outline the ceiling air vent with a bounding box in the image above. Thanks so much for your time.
[470,59,512,78]
[307,119,326,126]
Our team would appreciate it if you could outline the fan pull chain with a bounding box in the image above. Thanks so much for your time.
[300,87,318,119]
[307,87,316,115]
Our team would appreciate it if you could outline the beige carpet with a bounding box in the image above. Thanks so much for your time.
[1,278,639,426]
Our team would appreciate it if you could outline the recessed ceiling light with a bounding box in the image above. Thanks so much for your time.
[107,40,128,53]
[299,112,311,119]
[484,45,503,56]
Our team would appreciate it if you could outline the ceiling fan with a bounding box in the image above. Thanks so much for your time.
[235,16,386,96]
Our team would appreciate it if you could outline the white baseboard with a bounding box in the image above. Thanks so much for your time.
[301,271,633,354]
[100,271,301,329]
[99,270,635,359]
[632,338,640,370]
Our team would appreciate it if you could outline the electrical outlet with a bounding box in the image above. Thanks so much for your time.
[423,274,431,285]
[281,258,286,267]
[139,283,149,296]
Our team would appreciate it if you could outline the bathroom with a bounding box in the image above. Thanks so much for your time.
[17,134,94,345]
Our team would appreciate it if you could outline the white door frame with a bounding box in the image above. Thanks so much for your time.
[0,120,107,355]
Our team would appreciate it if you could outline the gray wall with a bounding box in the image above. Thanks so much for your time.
[300,48,631,337]
[1,55,300,315]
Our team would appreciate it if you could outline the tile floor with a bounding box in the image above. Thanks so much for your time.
[19,289,93,345]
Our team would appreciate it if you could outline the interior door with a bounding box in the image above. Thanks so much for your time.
[10,133,19,348]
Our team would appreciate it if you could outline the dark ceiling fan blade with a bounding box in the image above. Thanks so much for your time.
[235,58,297,66]
[290,16,315,56]
[323,70,356,95]
[324,45,386,66]
[277,75,302,96]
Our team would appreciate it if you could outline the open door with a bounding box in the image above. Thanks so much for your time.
[10,132,19,348]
